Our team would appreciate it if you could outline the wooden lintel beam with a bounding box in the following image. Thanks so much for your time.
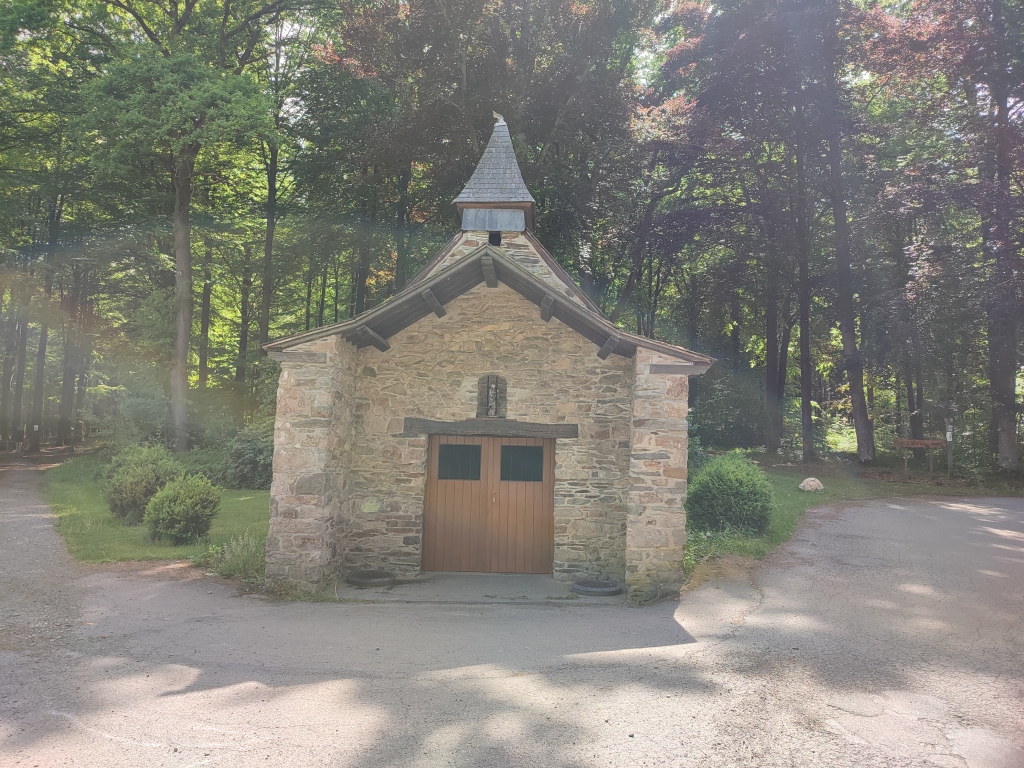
[402,417,579,439]
[480,254,499,288]
[597,334,619,360]
[420,288,446,318]
[540,293,555,322]
[357,325,390,352]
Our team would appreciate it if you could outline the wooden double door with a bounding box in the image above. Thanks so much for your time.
[422,435,555,573]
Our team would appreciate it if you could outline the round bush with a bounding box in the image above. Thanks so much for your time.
[226,421,274,490]
[104,446,182,524]
[686,455,775,534]
[144,475,221,544]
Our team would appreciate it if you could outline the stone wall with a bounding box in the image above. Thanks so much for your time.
[265,273,700,599]
[265,335,357,592]
[344,282,634,581]
[625,348,691,602]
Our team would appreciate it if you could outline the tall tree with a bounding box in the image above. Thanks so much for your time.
[81,0,272,449]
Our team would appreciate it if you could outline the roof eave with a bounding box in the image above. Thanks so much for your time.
[263,248,713,370]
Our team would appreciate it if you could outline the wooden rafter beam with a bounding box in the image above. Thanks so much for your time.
[540,293,555,322]
[420,288,446,318]
[480,254,499,288]
[597,334,619,360]
[357,325,390,352]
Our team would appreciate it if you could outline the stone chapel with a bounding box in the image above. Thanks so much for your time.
[263,116,712,601]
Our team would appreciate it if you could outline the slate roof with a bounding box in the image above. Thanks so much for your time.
[454,118,536,205]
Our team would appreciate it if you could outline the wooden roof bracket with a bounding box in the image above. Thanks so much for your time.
[540,293,555,322]
[356,325,390,352]
[597,334,619,360]
[480,254,499,288]
[420,288,446,318]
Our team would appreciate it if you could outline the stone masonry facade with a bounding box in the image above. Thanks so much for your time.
[266,232,699,602]
[344,283,634,582]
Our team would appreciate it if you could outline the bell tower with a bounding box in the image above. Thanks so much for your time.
[454,114,536,233]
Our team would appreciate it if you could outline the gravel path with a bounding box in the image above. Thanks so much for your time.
[1,458,1022,767]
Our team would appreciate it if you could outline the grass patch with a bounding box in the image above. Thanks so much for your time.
[45,453,270,563]
[685,460,1022,573]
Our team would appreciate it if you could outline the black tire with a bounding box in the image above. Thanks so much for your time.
[345,569,397,588]
[570,579,623,596]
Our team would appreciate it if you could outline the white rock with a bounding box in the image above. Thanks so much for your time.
[799,477,824,492]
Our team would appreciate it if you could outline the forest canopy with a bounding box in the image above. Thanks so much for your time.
[0,0,1021,472]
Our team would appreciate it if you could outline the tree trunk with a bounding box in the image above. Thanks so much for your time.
[304,264,313,331]
[824,88,875,462]
[395,163,412,289]
[909,356,925,438]
[317,262,328,327]
[259,142,278,351]
[777,313,793,410]
[729,295,742,371]
[798,291,814,461]
[170,147,198,453]
[333,260,339,323]
[28,272,52,452]
[76,340,90,426]
[1,297,19,443]
[793,99,816,462]
[11,318,29,443]
[913,356,926,460]
[354,237,372,315]
[765,284,781,452]
[28,323,48,452]
[987,7,1020,469]
[198,239,213,388]
[236,245,252,385]
[56,266,83,445]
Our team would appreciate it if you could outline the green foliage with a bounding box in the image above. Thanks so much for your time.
[688,433,710,472]
[188,387,243,449]
[104,445,182,524]
[684,528,738,574]
[687,455,775,535]
[689,366,765,450]
[85,52,269,179]
[192,531,265,581]
[5,0,1024,478]
[226,420,274,490]
[144,474,221,544]
[178,447,229,485]
[47,454,270,562]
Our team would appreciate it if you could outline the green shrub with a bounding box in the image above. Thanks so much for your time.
[225,421,274,490]
[144,475,221,544]
[179,447,230,485]
[687,455,775,534]
[104,445,182,524]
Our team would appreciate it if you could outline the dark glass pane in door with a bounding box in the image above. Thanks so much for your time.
[437,444,481,480]
[500,445,543,482]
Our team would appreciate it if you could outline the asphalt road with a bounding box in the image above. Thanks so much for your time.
[1,458,1023,767]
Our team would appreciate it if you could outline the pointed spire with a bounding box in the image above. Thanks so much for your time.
[455,116,535,205]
